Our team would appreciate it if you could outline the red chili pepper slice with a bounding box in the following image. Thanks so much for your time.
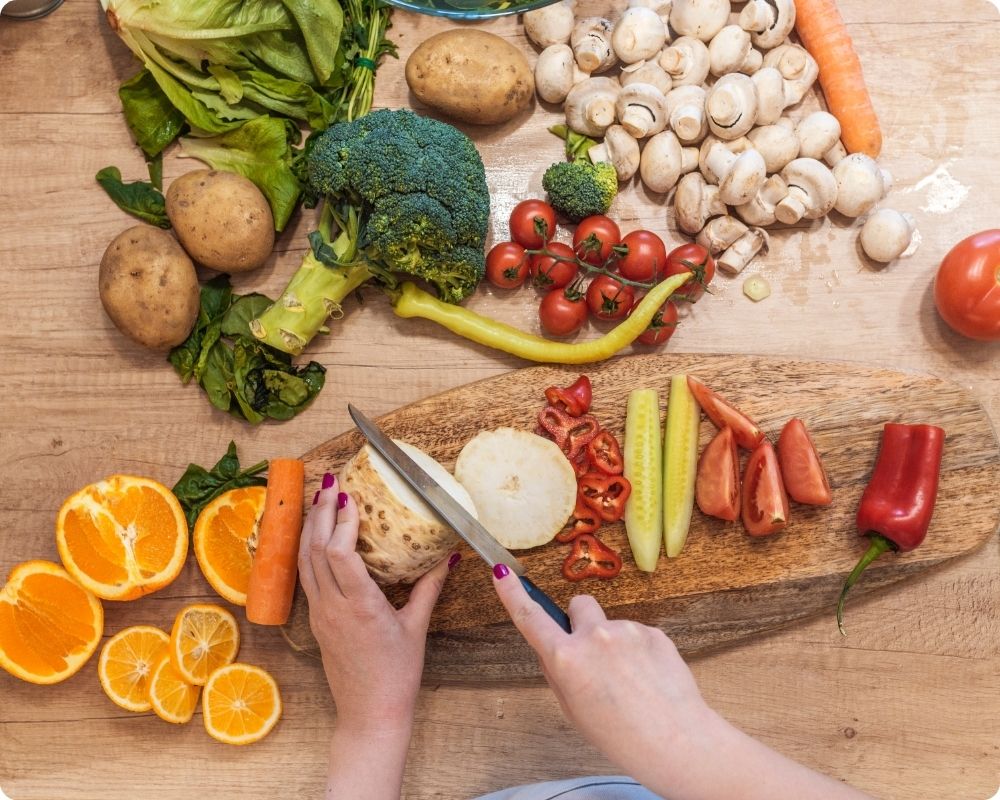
[578,472,632,522]
[544,375,593,417]
[587,430,624,475]
[556,499,601,543]
[561,534,622,581]
[538,407,601,460]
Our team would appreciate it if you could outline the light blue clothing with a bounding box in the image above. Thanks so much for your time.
[475,777,664,799]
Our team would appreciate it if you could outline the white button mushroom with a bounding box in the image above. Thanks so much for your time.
[751,67,786,126]
[734,175,789,226]
[620,59,673,94]
[616,82,669,138]
[696,215,748,254]
[718,227,770,274]
[832,153,892,217]
[535,44,583,105]
[706,73,759,140]
[612,7,668,65]
[702,138,767,205]
[747,123,799,173]
[738,0,796,51]
[659,36,711,87]
[571,18,619,74]
[628,0,673,28]
[665,84,709,144]
[589,124,642,181]
[523,0,578,48]
[775,158,838,223]
[639,130,698,193]
[762,44,819,106]
[796,111,847,165]
[708,25,762,76]
[674,171,727,234]
[564,77,620,137]
[859,209,917,263]
[669,0,731,43]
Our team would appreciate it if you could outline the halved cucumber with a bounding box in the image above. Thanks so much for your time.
[663,374,700,558]
[623,389,663,572]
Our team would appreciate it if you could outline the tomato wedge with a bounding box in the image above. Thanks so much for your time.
[687,376,765,450]
[776,418,832,506]
[696,427,740,521]
[741,440,789,536]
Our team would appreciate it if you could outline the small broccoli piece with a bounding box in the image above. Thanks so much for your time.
[542,160,618,222]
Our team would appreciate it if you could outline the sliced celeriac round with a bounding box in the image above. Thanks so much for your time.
[455,428,577,551]
[342,440,477,586]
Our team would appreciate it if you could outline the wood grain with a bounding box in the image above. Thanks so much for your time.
[3,1,1000,799]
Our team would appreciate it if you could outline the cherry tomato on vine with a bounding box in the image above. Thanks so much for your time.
[586,274,635,321]
[573,215,622,266]
[509,200,556,249]
[933,229,1000,341]
[664,243,715,301]
[634,300,679,346]
[539,287,588,336]
[485,241,529,289]
[530,241,579,289]
[618,230,668,283]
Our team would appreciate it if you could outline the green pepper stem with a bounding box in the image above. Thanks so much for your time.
[836,534,895,636]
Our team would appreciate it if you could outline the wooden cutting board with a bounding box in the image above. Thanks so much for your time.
[285,354,1000,682]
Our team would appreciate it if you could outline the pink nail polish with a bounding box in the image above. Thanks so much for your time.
[448,552,461,570]
[337,492,349,509]
[493,563,510,580]
[321,473,336,490]
[312,490,320,505]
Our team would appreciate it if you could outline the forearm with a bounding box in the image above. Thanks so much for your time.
[326,718,413,800]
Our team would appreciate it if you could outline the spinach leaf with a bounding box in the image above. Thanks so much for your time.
[118,69,186,158]
[95,166,170,228]
[168,276,234,382]
[172,441,268,531]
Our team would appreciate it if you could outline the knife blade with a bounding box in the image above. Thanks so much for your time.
[348,405,572,634]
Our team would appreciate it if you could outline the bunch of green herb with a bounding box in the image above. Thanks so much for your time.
[172,442,268,531]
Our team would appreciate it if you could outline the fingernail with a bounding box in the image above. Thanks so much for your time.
[312,490,320,505]
[337,492,349,509]
[321,473,336,490]
[448,552,461,570]
[493,563,510,580]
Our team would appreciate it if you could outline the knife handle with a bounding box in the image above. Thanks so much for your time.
[519,576,572,633]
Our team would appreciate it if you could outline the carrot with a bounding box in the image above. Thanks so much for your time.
[246,458,305,626]
[793,0,882,158]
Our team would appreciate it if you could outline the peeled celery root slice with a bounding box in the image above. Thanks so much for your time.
[663,375,701,558]
[623,389,663,572]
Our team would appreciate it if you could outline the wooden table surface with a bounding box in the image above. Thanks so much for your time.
[1,2,998,799]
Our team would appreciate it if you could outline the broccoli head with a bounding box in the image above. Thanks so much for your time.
[306,109,489,302]
[542,160,618,222]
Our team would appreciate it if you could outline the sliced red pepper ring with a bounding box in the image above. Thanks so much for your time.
[539,406,602,461]
[544,375,593,417]
[556,499,601,543]
[561,534,622,581]
[587,430,624,475]
[570,448,591,478]
[578,471,632,523]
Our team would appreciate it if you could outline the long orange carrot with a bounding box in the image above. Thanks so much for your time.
[793,0,882,158]
[246,458,305,625]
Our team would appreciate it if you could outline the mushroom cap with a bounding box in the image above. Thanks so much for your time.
[658,36,711,86]
[565,76,620,137]
[698,134,750,183]
[621,60,673,94]
[535,44,577,104]
[665,84,708,143]
[797,111,842,159]
[778,157,838,220]
[717,149,767,206]
[674,171,727,234]
[669,0,731,42]
[751,67,785,126]
[591,124,642,181]
[734,174,789,226]
[697,215,749,254]
[612,7,668,64]
[523,0,577,48]
[639,130,686,193]
[739,0,796,51]
[708,25,753,77]
[616,82,668,138]
[762,44,818,106]
[833,153,887,217]
[747,123,799,173]
[571,17,619,73]
[706,73,758,140]
[859,209,915,263]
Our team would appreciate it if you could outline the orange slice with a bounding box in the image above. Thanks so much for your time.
[203,663,282,745]
[0,560,104,685]
[148,654,200,724]
[56,475,188,601]
[193,486,266,606]
[169,603,240,686]
[98,625,169,711]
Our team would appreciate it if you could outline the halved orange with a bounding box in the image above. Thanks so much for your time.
[169,603,240,686]
[148,654,200,724]
[193,486,266,606]
[203,663,282,745]
[0,560,104,685]
[56,475,188,601]
[98,625,169,711]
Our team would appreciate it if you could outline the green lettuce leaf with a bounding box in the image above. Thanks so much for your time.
[118,69,186,158]
[95,166,170,228]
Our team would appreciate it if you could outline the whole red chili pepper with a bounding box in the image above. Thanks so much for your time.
[561,533,622,581]
[836,423,945,634]
[537,407,601,460]
[587,430,624,475]
[556,499,601,543]
[578,471,632,522]
[544,375,593,417]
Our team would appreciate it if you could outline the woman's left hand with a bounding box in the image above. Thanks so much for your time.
[297,474,457,734]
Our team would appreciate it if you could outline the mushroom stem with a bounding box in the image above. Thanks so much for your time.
[666,85,708,144]
[572,18,618,73]
[718,227,769,274]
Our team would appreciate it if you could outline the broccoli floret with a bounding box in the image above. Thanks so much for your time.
[542,160,618,222]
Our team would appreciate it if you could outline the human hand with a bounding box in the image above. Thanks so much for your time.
[297,474,457,735]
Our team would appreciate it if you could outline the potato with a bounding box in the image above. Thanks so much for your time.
[405,29,534,125]
[165,169,273,273]
[99,225,200,350]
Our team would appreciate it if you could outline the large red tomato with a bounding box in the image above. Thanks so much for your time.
[933,230,1000,341]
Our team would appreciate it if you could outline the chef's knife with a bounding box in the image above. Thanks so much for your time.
[348,404,572,634]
